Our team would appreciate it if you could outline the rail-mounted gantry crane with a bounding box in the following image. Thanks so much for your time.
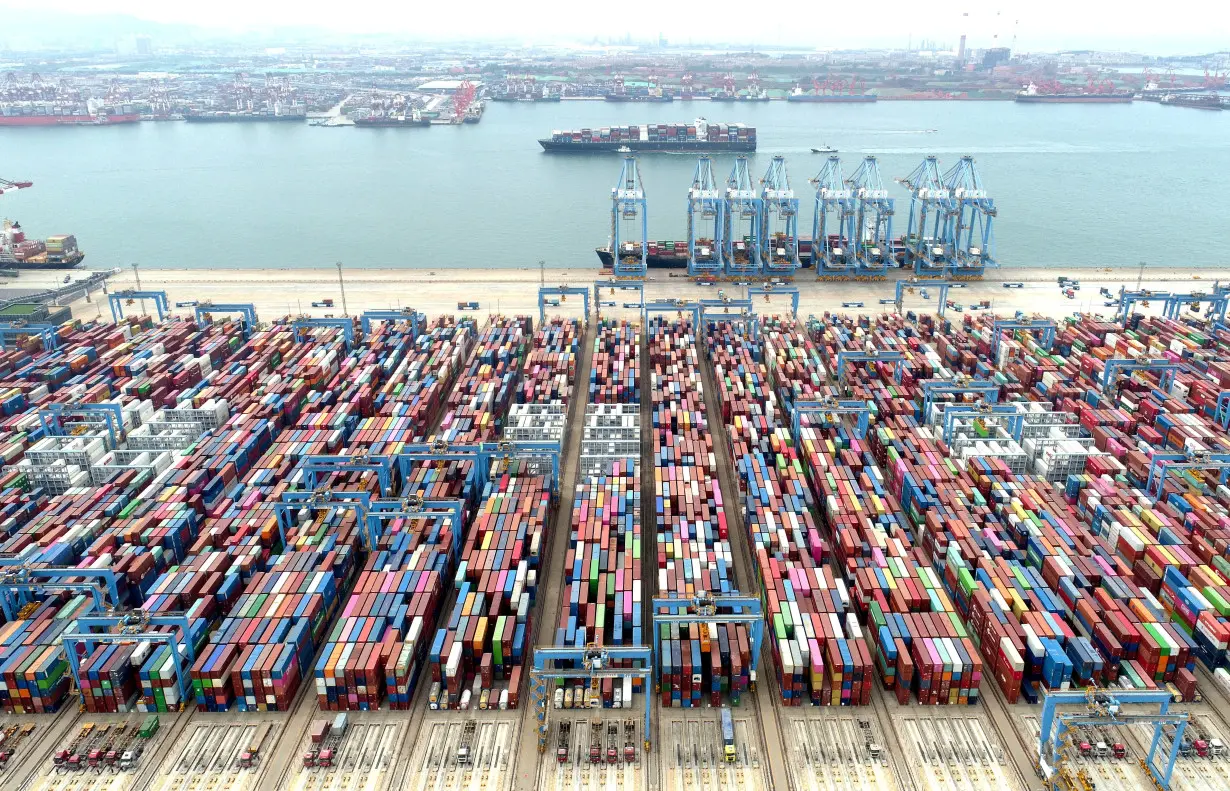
[810,156,857,278]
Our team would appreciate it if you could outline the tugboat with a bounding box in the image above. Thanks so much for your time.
[811,145,838,153]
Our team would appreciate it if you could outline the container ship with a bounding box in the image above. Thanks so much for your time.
[0,221,84,269]
[353,112,431,128]
[0,103,140,126]
[541,120,755,153]
[1014,82,1134,103]
[1160,92,1225,110]
[595,235,913,270]
[787,88,877,103]
[184,108,307,123]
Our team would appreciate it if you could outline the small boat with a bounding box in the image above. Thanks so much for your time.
[811,145,838,153]
[617,145,632,153]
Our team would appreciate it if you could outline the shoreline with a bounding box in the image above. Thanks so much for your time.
[36,266,1227,324]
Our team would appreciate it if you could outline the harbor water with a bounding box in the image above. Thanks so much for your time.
[2,99,1227,271]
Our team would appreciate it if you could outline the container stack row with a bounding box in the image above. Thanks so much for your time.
[649,317,750,707]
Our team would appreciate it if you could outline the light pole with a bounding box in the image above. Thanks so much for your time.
[132,262,146,315]
[336,261,348,317]
[1137,260,1146,290]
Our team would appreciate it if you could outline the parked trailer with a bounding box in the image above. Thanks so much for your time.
[457,721,476,765]
[589,719,603,763]
[623,720,636,762]
[557,721,571,763]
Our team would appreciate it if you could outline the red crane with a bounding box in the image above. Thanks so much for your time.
[452,80,476,122]
[0,176,32,195]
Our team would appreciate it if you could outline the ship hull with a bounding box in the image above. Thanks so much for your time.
[541,139,754,153]
[1,253,86,270]
[354,118,431,127]
[604,95,672,102]
[184,114,307,123]
[787,95,877,103]
[1014,95,1133,103]
[0,114,140,126]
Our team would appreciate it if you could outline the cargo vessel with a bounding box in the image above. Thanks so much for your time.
[1014,82,1133,103]
[0,221,84,269]
[0,105,140,126]
[354,112,430,128]
[184,109,307,123]
[541,119,755,153]
[787,88,877,103]
[604,93,672,102]
[1160,92,1225,110]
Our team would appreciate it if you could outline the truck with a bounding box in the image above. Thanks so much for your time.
[238,723,271,769]
[606,723,619,763]
[589,720,603,763]
[457,301,480,311]
[720,706,736,763]
[1003,282,1024,289]
[310,298,334,308]
[556,721,571,763]
[457,721,476,765]
[623,720,636,762]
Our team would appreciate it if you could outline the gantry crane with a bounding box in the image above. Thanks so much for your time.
[610,156,648,278]
[687,157,724,278]
[723,156,763,279]
[898,156,951,276]
[847,156,895,280]
[0,173,32,196]
[941,156,997,278]
[759,156,801,277]
[810,156,857,278]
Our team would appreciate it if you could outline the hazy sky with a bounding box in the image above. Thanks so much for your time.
[2,0,1227,53]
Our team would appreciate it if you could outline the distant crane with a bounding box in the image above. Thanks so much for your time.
[810,156,857,278]
[846,156,895,279]
[451,81,476,122]
[941,156,996,277]
[610,156,647,278]
[0,175,33,196]
[898,156,951,276]
[723,156,763,278]
[687,157,724,278]
[759,156,800,277]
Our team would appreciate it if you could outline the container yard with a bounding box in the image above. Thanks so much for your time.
[7,279,1230,791]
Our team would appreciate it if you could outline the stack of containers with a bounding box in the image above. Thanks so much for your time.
[0,594,91,712]
[649,317,749,707]
[554,319,643,708]
[427,316,567,711]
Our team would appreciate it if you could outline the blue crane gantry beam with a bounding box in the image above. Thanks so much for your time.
[529,645,653,752]
[365,495,467,565]
[755,282,801,317]
[1217,391,1230,430]
[394,440,562,498]
[0,553,125,620]
[894,279,954,317]
[940,402,1027,444]
[195,303,258,337]
[359,309,423,337]
[941,156,997,277]
[1100,357,1179,393]
[38,401,126,448]
[291,317,356,349]
[1162,290,1230,322]
[593,280,645,319]
[687,156,725,278]
[63,611,196,709]
[1038,689,1185,791]
[898,156,951,276]
[990,318,1057,358]
[109,290,170,322]
[275,489,374,547]
[759,156,801,277]
[1116,288,1172,326]
[723,156,763,278]
[652,594,764,695]
[810,155,857,278]
[1145,450,1230,501]
[700,292,758,337]
[299,452,394,496]
[611,156,648,278]
[835,350,905,383]
[538,285,590,325]
[643,299,702,329]
[791,398,872,440]
[0,321,61,351]
[847,156,895,279]
[920,377,1001,423]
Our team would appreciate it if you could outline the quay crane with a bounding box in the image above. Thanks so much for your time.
[898,156,951,276]
[610,156,648,278]
[759,156,801,277]
[847,156,895,280]
[941,156,996,278]
[687,157,724,278]
[810,156,857,278]
[724,157,763,278]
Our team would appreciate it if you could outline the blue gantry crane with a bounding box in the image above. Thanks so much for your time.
[687,156,724,279]
[893,278,956,317]
[1100,356,1179,393]
[0,553,125,620]
[754,282,801,316]
[195,302,258,337]
[941,156,997,277]
[1037,688,1186,791]
[835,349,905,383]
[1162,289,1230,322]
[700,291,758,339]
[990,317,1057,358]
[394,440,562,499]
[643,299,702,329]
[898,156,951,277]
[920,376,1001,423]
[847,156,895,280]
[723,156,763,279]
[759,156,801,277]
[291,316,356,349]
[1115,288,1172,326]
[364,494,467,562]
[610,156,648,278]
[790,396,873,440]
[529,645,654,753]
[109,290,170,322]
[652,593,764,697]
[0,320,61,351]
[299,451,395,495]
[810,156,857,278]
[360,308,423,337]
[538,284,590,324]
[275,488,374,547]
[63,610,196,710]
[1145,448,1230,501]
[593,279,645,319]
[38,401,126,448]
